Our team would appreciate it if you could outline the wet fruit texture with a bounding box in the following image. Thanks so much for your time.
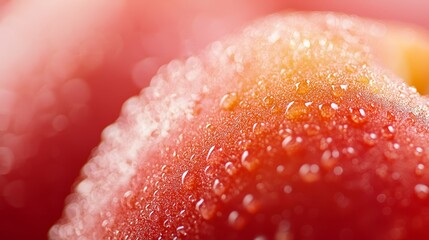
[51,13,429,239]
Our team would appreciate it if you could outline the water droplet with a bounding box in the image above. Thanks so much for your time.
[195,199,217,220]
[299,164,320,183]
[252,123,266,135]
[392,172,401,180]
[349,108,366,124]
[225,162,238,176]
[295,80,310,94]
[344,147,356,157]
[188,194,197,203]
[204,165,215,177]
[415,164,425,176]
[381,125,395,139]
[319,137,333,150]
[228,211,246,230]
[376,165,388,179]
[163,219,171,228]
[333,166,343,176]
[414,184,429,199]
[205,123,215,131]
[275,221,292,240]
[304,123,320,136]
[363,132,378,146]
[181,170,195,189]
[262,96,274,107]
[149,210,159,221]
[282,136,303,155]
[283,185,293,194]
[319,103,337,119]
[302,39,311,48]
[121,191,134,208]
[176,226,187,236]
[386,111,396,122]
[331,84,348,97]
[206,145,216,161]
[414,147,424,157]
[357,74,370,84]
[405,112,416,125]
[384,142,400,160]
[242,194,261,214]
[320,149,339,169]
[101,219,109,228]
[181,170,189,185]
[179,209,186,217]
[276,165,285,174]
[220,92,238,111]
[213,179,226,196]
[241,151,259,172]
[279,128,293,138]
[285,101,308,120]
[376,193,387,203]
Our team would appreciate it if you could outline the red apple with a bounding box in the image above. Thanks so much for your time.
[50,13,429,239]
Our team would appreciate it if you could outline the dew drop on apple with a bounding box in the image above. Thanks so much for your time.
[295,80,310,94]
[333,166,344,176]
[275,221,292,240]
[349,107,367,124]
[304,123,320,136]
[381,125,395,139]
[149,211,159,221]
[283,185,293,194]
[163,219,171,228]
[299,164,320,183]
[181,170,196,190]
[357,74,370,84]
[415,163,425,176]
[204,165,215,178]
[225,162,238,176]
[285,101,308,120]
[344,146,356,158]
[282,135,303,154]
[414,184,429,199]
[262,96,274,107]
[241,151,259,172]
[319,137,333,150]
[319,103,337,119]
[121,190,134,209]
[252,122,266,135]
[276,165,285,174]
[195,198,216,220]
[206,145,216,161]
[320,149,340,169]
[363,132,378,146]
[331,84,348,97]
[176,226,187,236]
[181,170,189,185]
[179,209,186,217]
[414,147,424,157]
[384,142,400,160]
[213,179,226,196]
[220,92,238,111]
[101,219,109,228]
[242,194,261,214]
[228,211,246,230]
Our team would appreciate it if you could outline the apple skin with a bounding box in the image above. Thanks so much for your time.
[50,13,429,240]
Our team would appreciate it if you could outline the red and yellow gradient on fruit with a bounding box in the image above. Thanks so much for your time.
[51,13,429,239]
